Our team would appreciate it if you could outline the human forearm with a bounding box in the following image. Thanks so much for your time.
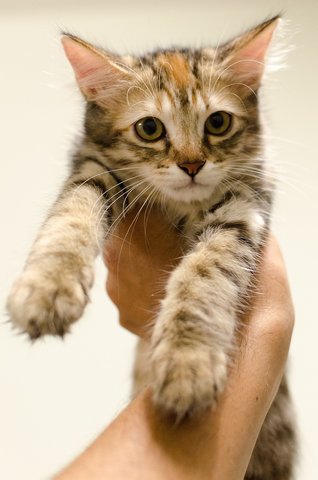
[55,332,288,480]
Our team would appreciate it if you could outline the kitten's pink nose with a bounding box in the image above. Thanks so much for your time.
[177,160,206,178]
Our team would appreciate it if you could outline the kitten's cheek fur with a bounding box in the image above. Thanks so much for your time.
[7,264,94,339]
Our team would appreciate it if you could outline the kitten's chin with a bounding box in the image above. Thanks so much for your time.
[161,183,214,204]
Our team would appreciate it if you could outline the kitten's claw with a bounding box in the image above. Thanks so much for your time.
[150,343,227,420]
[7,266,93,339]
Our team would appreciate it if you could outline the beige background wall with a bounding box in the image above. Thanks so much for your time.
[1,0,317,478]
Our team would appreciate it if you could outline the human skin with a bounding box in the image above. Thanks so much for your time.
[56,209,294,480]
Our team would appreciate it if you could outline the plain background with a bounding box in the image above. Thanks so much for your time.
[0,0,317,478]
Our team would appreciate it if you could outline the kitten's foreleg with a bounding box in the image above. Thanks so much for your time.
[150,213,265,419]
[7,180,109,338]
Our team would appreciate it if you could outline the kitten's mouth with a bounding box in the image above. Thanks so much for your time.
[162,178,214,203]
[174,178,204,190]
[147,167,218,203]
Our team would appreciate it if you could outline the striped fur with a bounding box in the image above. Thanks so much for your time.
[7,17,296,478]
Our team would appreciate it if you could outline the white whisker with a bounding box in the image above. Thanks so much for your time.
[207,29,226,95]
[218,82,257,100]
[115,185,156,290]
[93,177,147,251]
[211,59,262,94]
[116,60,156,102]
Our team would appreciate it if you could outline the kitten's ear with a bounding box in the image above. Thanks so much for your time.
[61,34,131,101]
[220,16,281,90]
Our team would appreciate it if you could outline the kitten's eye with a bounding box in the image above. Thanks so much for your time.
[135,117,165,142]
[205,111,232,136]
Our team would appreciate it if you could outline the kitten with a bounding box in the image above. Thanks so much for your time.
[7,16,296,478]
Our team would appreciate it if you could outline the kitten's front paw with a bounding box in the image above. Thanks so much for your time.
[151,342,227,420]
[7,264,93,339]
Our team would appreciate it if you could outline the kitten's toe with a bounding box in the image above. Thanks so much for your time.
[7,268,91,339]
[151,345,227,420]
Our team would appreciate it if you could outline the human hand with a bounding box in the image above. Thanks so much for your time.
[104,207,293,350]
[104,207,183,338]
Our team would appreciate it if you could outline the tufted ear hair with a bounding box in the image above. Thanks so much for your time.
[219,16,281,90]
[61,34,132,103]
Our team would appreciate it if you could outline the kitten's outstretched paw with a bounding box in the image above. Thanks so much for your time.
[150,344,227,420]
[7,266,93,339]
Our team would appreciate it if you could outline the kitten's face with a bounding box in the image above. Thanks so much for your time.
[105,50,261,204]
[63,17,278,204]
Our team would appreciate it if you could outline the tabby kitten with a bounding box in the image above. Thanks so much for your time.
[7,16,296,478]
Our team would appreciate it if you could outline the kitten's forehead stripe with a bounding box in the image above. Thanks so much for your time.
[161,86,177,108]
[158,53,192,90]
